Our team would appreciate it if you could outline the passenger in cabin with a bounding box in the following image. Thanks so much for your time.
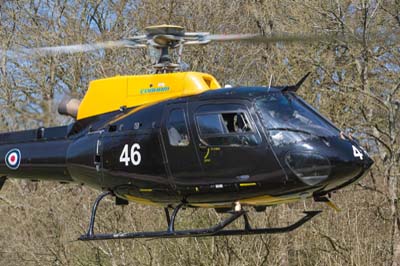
[168,126,189,146]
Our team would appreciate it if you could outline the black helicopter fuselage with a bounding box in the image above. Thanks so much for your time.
[0,87,373,208]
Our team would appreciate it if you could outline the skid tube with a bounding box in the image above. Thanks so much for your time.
[79,191,322,241]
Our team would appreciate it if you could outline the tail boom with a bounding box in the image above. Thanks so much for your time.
[0,126,73,182]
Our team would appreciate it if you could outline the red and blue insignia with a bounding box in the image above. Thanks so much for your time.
[5,148,21,170]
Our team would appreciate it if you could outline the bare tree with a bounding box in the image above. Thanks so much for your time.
[0,0,399,265]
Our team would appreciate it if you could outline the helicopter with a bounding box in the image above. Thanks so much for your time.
[0,25,374,241]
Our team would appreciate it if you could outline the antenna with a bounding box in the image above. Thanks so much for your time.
[268,74,273,89]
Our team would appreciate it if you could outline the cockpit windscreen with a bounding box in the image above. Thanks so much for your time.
[256,93,339,139]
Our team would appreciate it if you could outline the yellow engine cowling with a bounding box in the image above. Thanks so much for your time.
[77,72,221,120]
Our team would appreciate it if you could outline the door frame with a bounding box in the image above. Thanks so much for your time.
[160,101,203,186]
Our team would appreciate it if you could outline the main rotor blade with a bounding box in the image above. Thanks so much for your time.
[1,40,139,59]
[208,30,400,44]
[207,32,355,44]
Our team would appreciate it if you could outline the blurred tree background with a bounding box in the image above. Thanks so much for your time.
[0,0,399,265]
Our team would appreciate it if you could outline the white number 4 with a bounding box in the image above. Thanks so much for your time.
[352,145,364,160]
[120,143,141,166]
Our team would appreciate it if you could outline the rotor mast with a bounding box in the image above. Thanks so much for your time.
[141,25,210,73]
[144,25,186,73]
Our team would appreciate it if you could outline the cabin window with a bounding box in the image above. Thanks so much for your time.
[196,110,260,147]
[196,114,225,135]
[167,109,190,147]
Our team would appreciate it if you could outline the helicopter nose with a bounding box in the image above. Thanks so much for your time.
[283,138,373,189]
[324,141,374,190]
[362,153,374,170]
[347,143,374,172]
[355,148,374,175]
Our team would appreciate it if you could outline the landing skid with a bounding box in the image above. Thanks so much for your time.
[79,191,321,241]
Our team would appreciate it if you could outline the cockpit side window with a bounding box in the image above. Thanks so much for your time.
[167,109,190,147]
[195,104,261,147]
[221,113,252,133]
[197,114,226,135]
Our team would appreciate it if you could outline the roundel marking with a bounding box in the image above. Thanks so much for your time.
[5,148,21,170]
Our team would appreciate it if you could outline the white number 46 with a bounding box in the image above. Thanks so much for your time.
[120,143,141,166]
[352,145,364,160]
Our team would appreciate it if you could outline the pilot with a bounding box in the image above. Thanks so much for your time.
[233,113,249,133]
[233,114,243,133]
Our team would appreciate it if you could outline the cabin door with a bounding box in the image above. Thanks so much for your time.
[162,103,203,188]
[189,101,285,188]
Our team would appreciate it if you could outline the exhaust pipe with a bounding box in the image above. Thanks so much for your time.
[58,96,81,118]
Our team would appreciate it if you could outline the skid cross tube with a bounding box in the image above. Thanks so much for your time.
[168,202,184,232]
[79,192,322,241]
[81,191,113,239]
